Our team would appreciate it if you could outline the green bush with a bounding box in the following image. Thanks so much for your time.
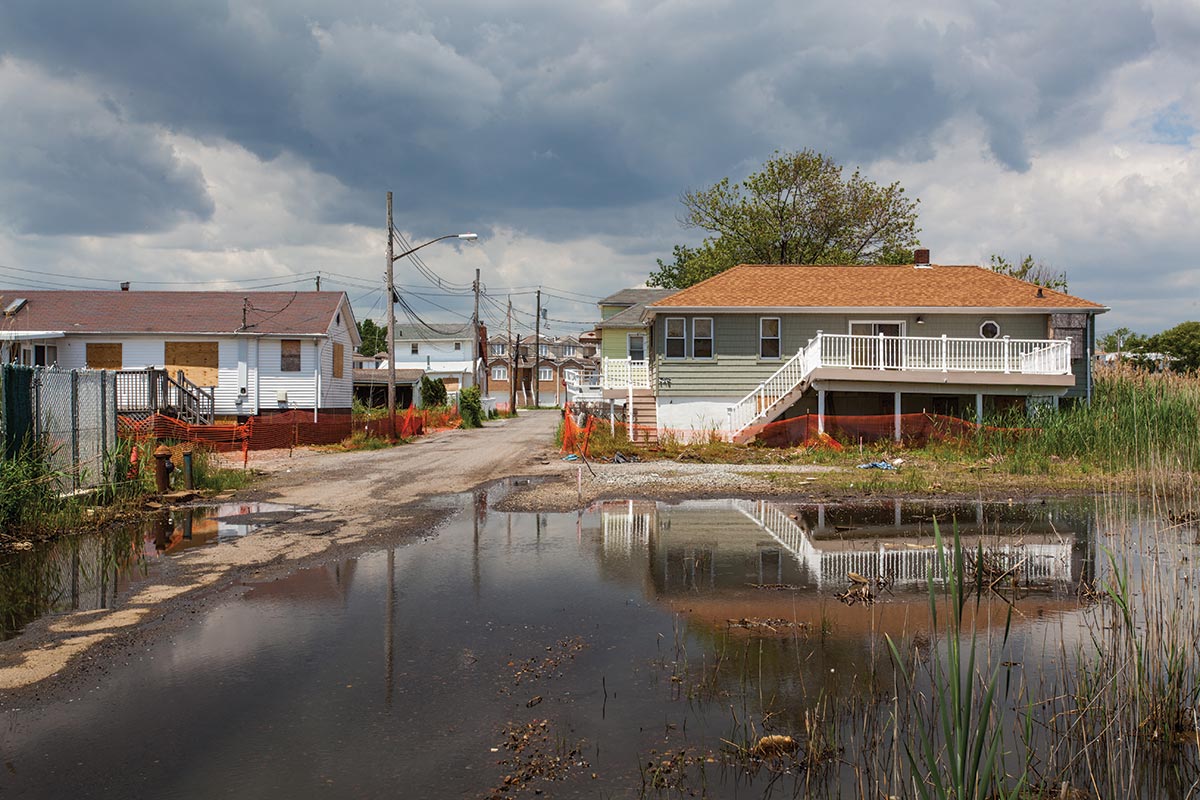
[459,386,483,428]
[0,442,59,533]
[419,376,447,408]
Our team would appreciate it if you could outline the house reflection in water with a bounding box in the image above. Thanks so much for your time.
[595,498,1087,596]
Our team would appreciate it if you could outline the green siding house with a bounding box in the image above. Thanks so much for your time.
[587,251,1107,442]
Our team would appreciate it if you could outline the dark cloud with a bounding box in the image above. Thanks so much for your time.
[0,61,213,235]
[0,0,1175,243]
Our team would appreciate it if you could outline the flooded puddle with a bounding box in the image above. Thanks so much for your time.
[0,501,302,640]
[1,494,1197,798]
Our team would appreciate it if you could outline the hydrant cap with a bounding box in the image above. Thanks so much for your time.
[153,445,173,457]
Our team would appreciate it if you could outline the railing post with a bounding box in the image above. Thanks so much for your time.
[941,334,948,372]
[1003,336,1011,374]
[877,331,884,370]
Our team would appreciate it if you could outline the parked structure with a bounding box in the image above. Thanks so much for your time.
[578,251,1107,442]
[0,290,359,420]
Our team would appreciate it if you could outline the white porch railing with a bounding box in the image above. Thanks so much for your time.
[726,333,1072,438]
[818,333,1071,375]
[601,357,651,390]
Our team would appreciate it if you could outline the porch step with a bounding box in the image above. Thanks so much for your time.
[628,392,658,444]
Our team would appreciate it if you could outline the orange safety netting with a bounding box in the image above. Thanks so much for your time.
[562,404,1031,457]
[118,407,462,464]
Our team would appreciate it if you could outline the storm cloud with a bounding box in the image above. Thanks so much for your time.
[0,0,1196,332]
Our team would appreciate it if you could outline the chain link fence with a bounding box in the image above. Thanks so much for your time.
[1,365,118,492]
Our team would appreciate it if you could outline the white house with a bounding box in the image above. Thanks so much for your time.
[0,289,360,419]
[382,322,482,393]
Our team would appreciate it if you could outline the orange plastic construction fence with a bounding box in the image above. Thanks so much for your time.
[561,405,1030,457]
[119,407,462,461]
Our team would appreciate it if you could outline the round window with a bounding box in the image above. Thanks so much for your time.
[980,320,1000,339]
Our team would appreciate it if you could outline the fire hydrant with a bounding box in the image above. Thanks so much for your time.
[153,445,175,493]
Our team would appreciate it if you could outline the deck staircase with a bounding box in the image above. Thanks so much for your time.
[726,337,821,444]
[115,369,215,425]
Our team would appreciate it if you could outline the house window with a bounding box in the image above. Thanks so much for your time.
[411,343,419,355]
[280,340,301,372]
[628,333,646,361]
[454,342,462,351]
[490,343,505,355]
[333,343,345,379]
[980,320,1000,339]
[538,367,553,381]
[34,345,58,367]
[563,345,575,357]
[539,344,549,357]
[665,318,686,358]
[760,318,781,359]
[692,318,713,359]
[492,365,508,381]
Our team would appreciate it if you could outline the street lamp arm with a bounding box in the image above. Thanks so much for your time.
[392,233,478,262]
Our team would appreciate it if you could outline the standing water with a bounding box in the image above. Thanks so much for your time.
[1,492,1196,798]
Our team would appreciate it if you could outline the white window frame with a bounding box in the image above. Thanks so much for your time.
[979,320,1001,339]
[692,317,714,359]
[454,341,462,351]
[490,343,506,355]
[664,317,686,359]
[491,365,508,381]
[563,345,576,357]
[538,366,553,381]
[848,320,907,337]
[759,317,781,360]
[563,367,580,383]
[627,333,646,361]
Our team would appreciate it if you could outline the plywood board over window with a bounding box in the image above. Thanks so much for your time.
[165,341,219,386]
[333,343,345,379]
[281,340,302,372]
[86,343,122,370]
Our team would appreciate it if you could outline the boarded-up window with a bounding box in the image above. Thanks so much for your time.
[86,343,122,370]
[281,340,301,372]
[165,341,219,386]
[333,343,345,378]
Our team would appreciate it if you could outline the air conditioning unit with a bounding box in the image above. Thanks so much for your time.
[276,389,288,404]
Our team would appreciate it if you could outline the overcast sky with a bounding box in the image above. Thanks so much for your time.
[2,0,1198,338]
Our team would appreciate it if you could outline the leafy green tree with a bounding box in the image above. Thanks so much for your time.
[648,149,921,289]
[1098,327,1148,355]
[419,375,447,408]
[988,254,1068,292]
[1148,321,1200,371]
[357,319,387,357]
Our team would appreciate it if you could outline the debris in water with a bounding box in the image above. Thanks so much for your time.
[751,735,799,758]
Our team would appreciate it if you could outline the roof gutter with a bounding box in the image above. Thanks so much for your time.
[646,305,1110,315]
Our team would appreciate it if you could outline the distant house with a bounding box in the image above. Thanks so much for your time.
[486,333,597,407]
[585,251,1108,441]
[0,289,359,418]
[382,322,483,396]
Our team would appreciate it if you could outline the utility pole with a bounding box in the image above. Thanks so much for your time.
[508,297,516,413]
[385,192,397,440]
[473,268,481,390]
[534,288,541,408]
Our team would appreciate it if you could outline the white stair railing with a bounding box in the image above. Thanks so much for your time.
[726,337,821,436]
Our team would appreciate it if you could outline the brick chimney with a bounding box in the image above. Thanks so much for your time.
[913,248,931,268]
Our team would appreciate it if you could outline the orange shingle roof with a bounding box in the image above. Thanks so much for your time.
[648,265,1106,310]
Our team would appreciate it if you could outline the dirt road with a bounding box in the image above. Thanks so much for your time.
[0,411,565,694]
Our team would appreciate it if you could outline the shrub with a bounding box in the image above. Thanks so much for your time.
[419,376,447,408]
[459,386,483,428]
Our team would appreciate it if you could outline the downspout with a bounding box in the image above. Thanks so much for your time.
[1086,312,1094,407]
[314,338,321,422]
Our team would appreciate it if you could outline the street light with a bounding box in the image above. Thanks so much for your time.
[385,190,477,440]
